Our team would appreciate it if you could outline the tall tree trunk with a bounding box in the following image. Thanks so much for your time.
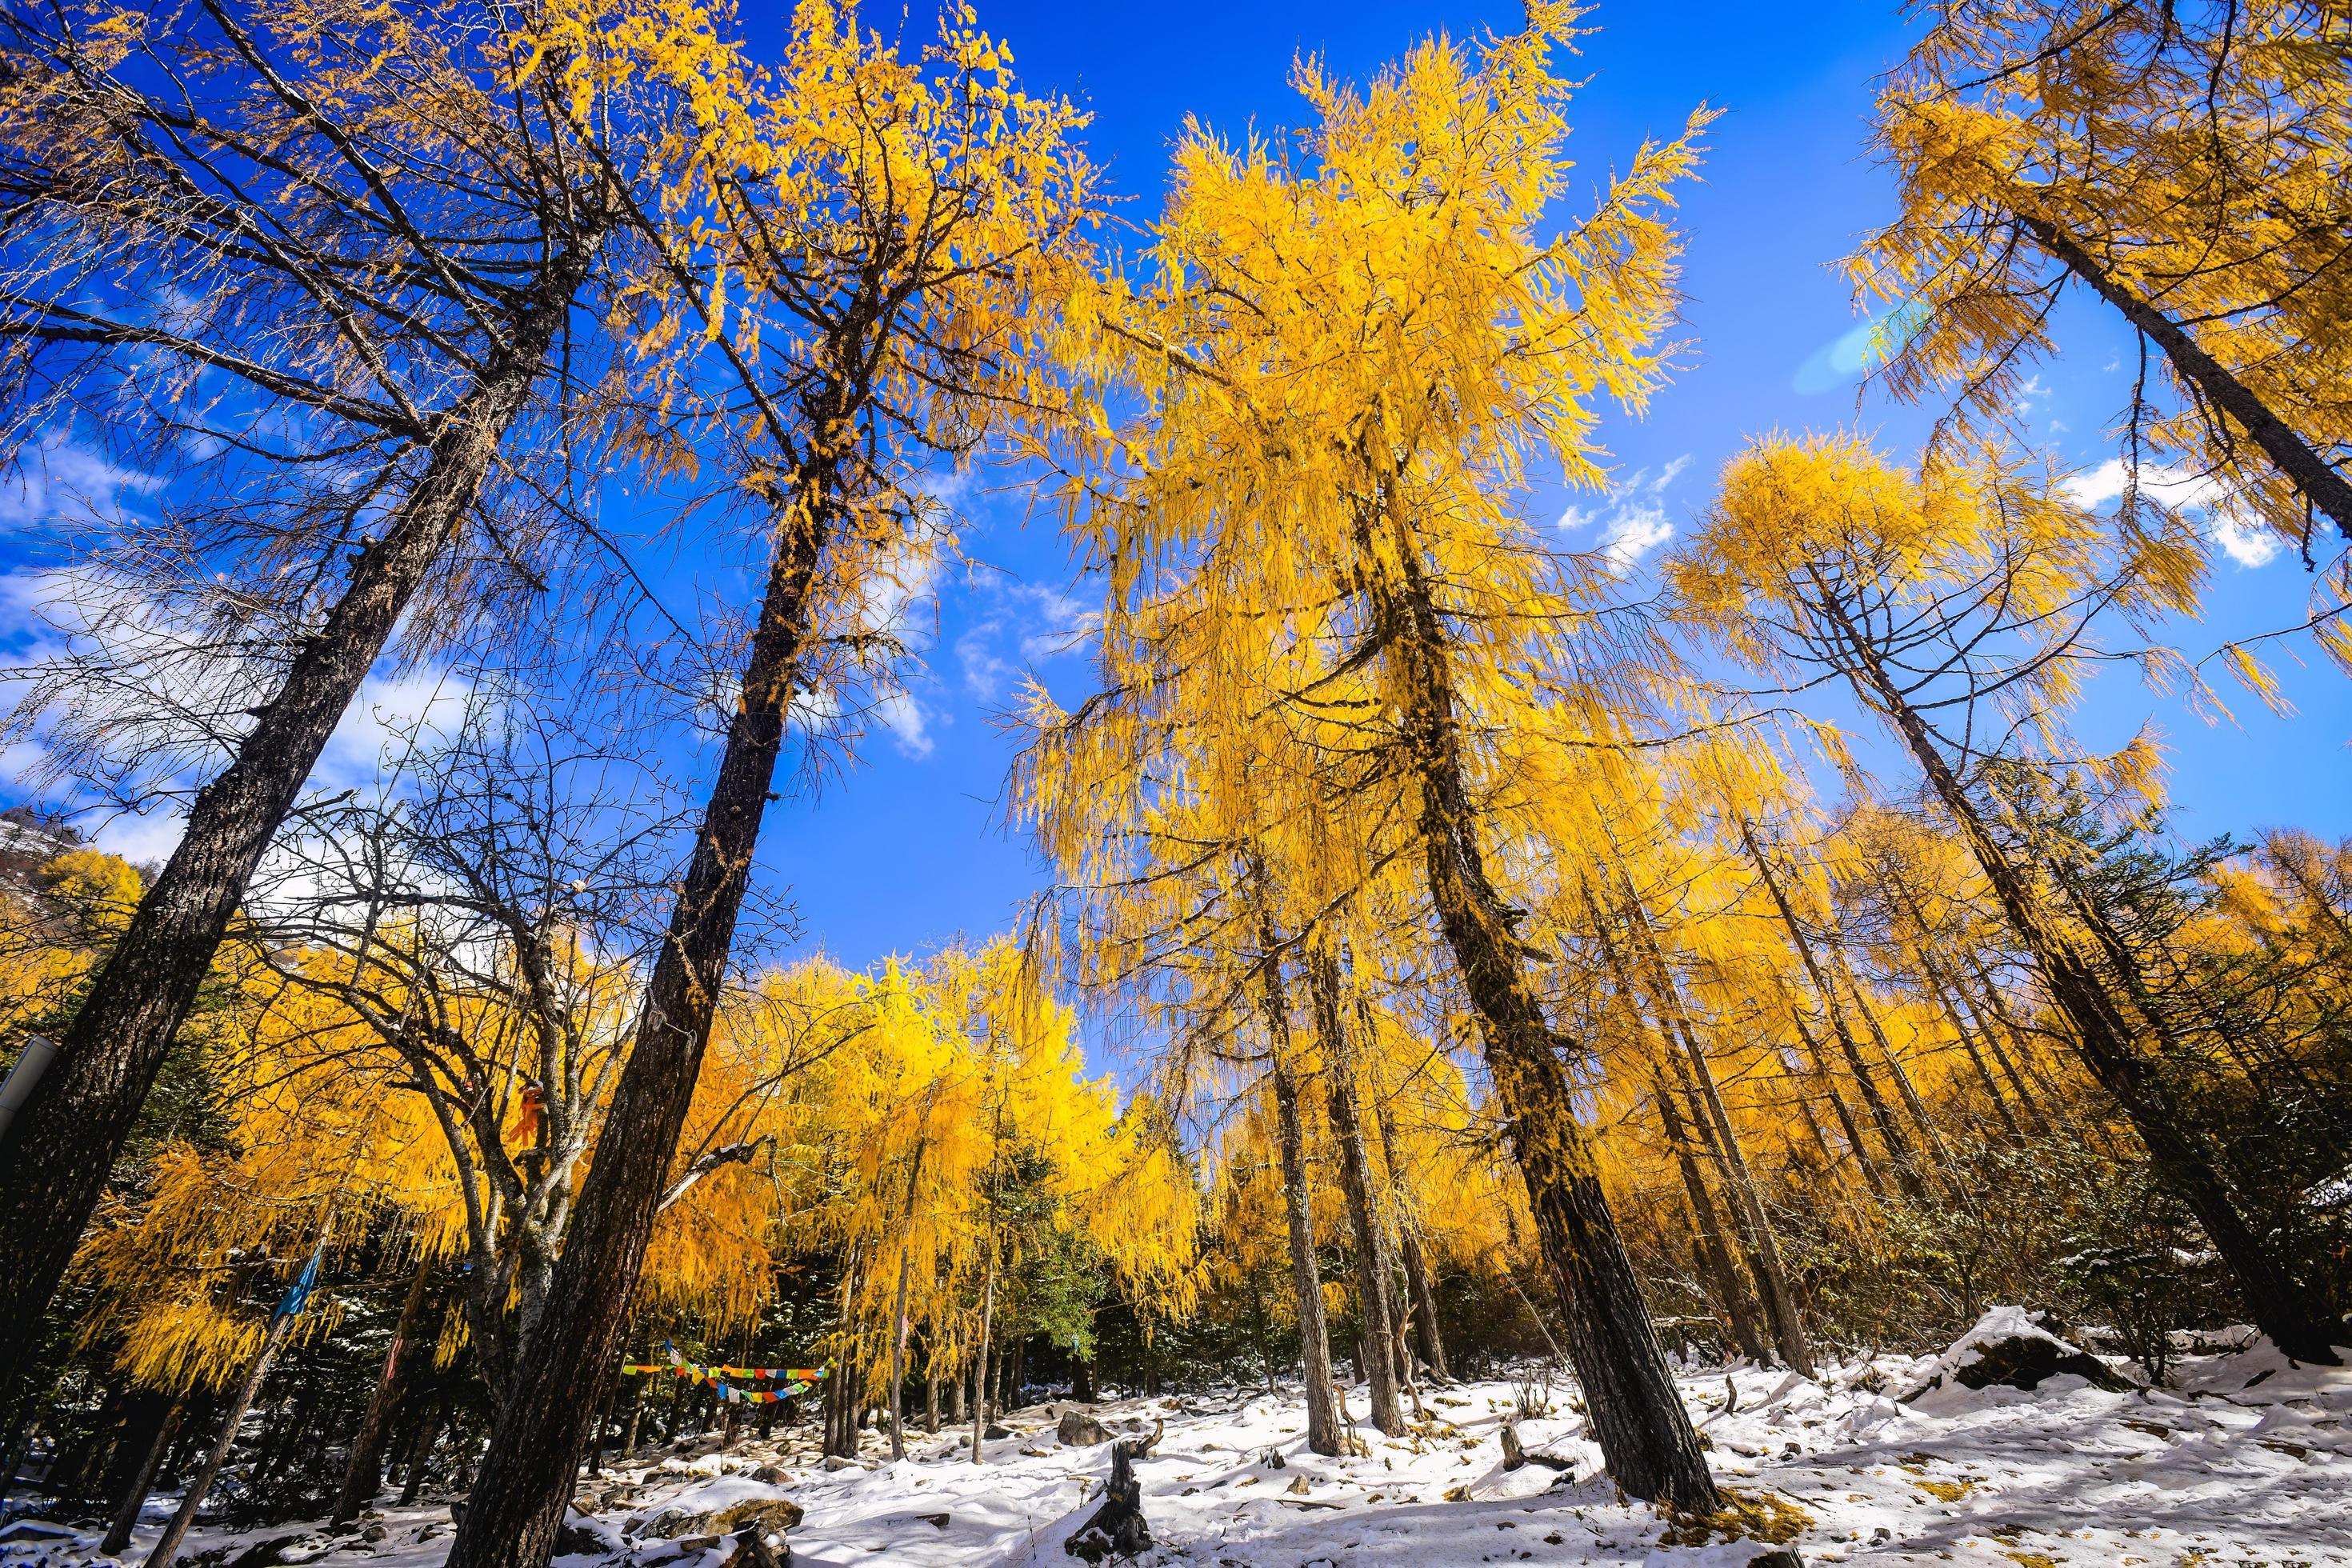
[1304,948,1402,1437]
[826,1249,862,1462]
[968,1237,997,1464]
[1267,1045,1343,1456]
[333,1254,435,1523]
[1788,1008,1889,1198]
[887,1137,928,1462]
[1378,510,1715,1510]
[144,1309,300,1568]
[0,253,594,1404]
[446,430,843,1568]
[1829,608,2342,1363]
[1742,822,1926,1200]
[1250,931,1343,1458]
[1835,956,1953,1175]
[99,1398,180,1557]
[2018,214,2352,537]
[1607,892,1815,1377]
[1370,1101,1452,1383]
[1915,949,2029,1139]
[1654,1079,1766,1363]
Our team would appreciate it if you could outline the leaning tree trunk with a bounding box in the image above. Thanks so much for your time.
[1602,894,1813,1376]
[1654,1080,1767,1363]
[1254,942,1343,1457]
[1830,612,2343,1364]
[2018,214,2352,538]
[1742,823,1926,1201]
[1661,1038,1814,1377]
[144,1306,302,1568]
[0,253,592,1406]
[1917,950,2030,1139]
[98,1398,180,1558]
[333,1254,435,1523]
[443,434,842,1568]
[1787,1009,1890,1198]
[1305,947,1403,1437]
[1379,511,1716,1510]
[1836,955,1954,1176]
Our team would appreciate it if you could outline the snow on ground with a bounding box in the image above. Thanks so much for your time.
[9,1319,2351,1568]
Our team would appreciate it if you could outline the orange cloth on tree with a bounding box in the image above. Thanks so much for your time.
[508,1082,546,1147]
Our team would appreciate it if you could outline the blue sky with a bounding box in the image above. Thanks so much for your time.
[742,0,2352,971]
[5,0,2346,972]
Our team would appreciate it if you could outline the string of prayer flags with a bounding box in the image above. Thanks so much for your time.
[618,1342,829,1404]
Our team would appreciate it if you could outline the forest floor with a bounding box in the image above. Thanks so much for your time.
[7,1314,2350,1568]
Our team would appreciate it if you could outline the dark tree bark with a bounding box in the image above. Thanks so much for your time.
[1062,1421,1161,1563]
[2018,215,2352,538]
[620,1383,646,1459]
[0,252,594,1404]
[1375,503,1715,1510]
[333,1255,436,1523]
[1304,947,1403,1436]
[442,416,840,1568]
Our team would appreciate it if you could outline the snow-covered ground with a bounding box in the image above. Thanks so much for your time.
[9,1317,2350,1567]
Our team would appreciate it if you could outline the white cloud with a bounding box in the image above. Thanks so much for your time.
[1559,455,1691,569]
[2062,458,2279,568]
[956,578,1099,702]
[955,624,1017,701]
[874,688,934,759]
[2062,458,2224,510]
[315,666,475,793]
[0,433,160,530]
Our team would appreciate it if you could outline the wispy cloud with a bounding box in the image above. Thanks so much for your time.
[874,688,934,759]
[956,578,1099,702]
[0,433,160,530]
[1560,455,1691,568]
[2062,458,2279,568]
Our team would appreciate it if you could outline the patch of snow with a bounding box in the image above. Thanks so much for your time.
[10,1338,2352,1568]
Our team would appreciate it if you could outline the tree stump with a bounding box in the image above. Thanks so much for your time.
[1063,1420,1162,1562]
